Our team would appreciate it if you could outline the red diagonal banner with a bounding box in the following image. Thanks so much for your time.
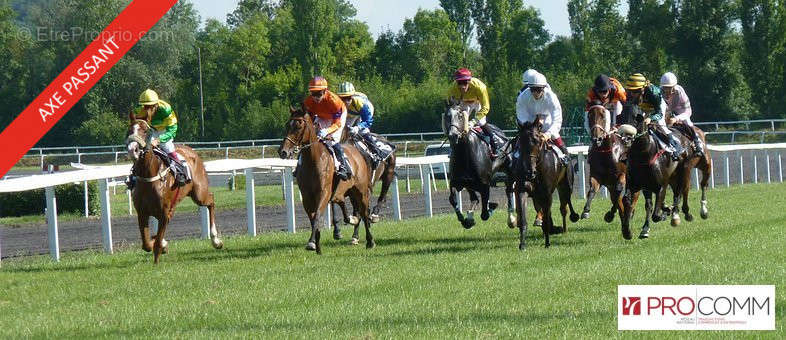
[0,0,178,178]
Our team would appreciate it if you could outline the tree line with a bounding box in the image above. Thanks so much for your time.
[0,0,784,146]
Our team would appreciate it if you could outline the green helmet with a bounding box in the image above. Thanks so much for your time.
[337,82,355,97]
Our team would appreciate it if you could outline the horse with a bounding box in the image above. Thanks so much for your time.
[278,107,375,254]
[125,119,223,264]
[443,99,516,230]
[666,120,712,222]
[620,105,691,239]
[330,130,397,245]
[514,117,580,249]
[581,104,630,223]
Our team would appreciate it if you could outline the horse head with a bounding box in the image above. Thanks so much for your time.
[443,98,469,145]
[279,106,315,159]
[126,117,152,161]
[587,103,609,147]
[518,116,545,184]
[623,104,648,133]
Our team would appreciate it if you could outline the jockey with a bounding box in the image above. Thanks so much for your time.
[625,73,684,161]
[302,76,352,180]
[515,72,570,167]
[661,72,705,157]
[446,68,499,157]
[583,74,627,134]
[336,81,393,163]
[132,89,191,185]
[519,69,540,95]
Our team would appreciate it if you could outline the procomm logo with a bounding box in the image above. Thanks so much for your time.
[617,285,775,330]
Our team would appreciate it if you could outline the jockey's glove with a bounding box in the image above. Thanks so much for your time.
[317,130,328,139]
[151,138,160,148]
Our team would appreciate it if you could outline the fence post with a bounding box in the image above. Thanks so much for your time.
[261,145,267,158]
[245,168,256,236]
[578,153,586,199]
[693,168,700,191]
[421,164,432,217]
[127,189,133,215]
[430,164,437,192]
[284,167,296,233]
[404,142,411,193]
[442,162,449,190]
[200,206,210,239]
[391,175,402,221]
[724,154,730,187]
[418,164,424,193]
[98,178,113,254]
[45,186,60,262]
[754,154,758,184]
[115,152,119,164]
[766,153,771,183]
[225,147,229,159]
[83,181,89,217]
[231,169,236,191]
[779,153,783,183]
[740,153,744,185]
[709,158,715,189]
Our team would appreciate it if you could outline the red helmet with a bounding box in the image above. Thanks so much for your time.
[308,76,328,91]
[454,68,472,81]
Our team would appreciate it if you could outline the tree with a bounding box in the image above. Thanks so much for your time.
[740,0,786,117]
[627,0,678,76]
[440,0,475,62]
[471,0,523,82]
[398,9,463,82]
[503,6,550,74]
[226,0,277,27]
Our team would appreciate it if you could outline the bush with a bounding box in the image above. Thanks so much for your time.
[0,182,100,217]
[227,174,246,191]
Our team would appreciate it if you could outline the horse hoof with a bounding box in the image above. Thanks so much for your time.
[519,243,526,251]
[305,242,317,251]
[639,230,649,239]
[581,212,590,219]
[481,211,490,221]
[212,239,224,249]
[507,214,516,229]
[570,213,580,223]
[366,241,376,249]
[349,216,360,225]
[684,213,694,222]
[370,214,381,223]
[622,229,633,240]
[333,233,342,241]
[652,214,662,223]
[671,216,681,227]
[700,210,709,220]
[350,238,359,245]
[533,219,542,227]
[604,211,615,223]
[488,202,499,211]
[462,218,476,229]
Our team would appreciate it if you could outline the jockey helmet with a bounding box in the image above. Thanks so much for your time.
[454,68,472,81]
[625,73,647,90]
[593,74,612,92]
[522,69,539,85]
[660,72,678,87]
[337,82,356,97]
[308,76,328,91]
[139,89,159,106]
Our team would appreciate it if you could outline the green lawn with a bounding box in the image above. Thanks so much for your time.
[1,183,784,338]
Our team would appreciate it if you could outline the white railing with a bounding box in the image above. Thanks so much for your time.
[3,142,785,264]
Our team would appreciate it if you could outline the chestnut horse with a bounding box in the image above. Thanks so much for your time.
[331,131,396,244]
[581,105,630,223]
[278,107,375,254]
[667,122,712,223]
[515,117,580,249]
[126,119,223,263]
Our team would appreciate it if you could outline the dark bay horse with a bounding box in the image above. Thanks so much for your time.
[621,105,689,239]
[515,117,580,249]
[278,107,375,254]
[581,105,630,223]
[668,121,712,222]
[126,119,223,264]
[331,130,397,244]
[443,100,516,229]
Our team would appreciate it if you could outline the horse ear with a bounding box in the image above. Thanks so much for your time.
[128,111,135,123]
[290,106,297,115]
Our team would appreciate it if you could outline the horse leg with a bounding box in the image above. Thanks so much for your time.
[621,190,634,240]
[331,202,343,240]
[506,179,517,229]
[699,158,711,219]
[582,176,600,219]
[359,189,375,249]
[640,190,653,239]
[449,185,467,227]
[670,180,683,226]
[651,186,668,223]
[541,195,553,247]
[153,217,169,264]
[137,214,154,252]
[557,174,580,234]
[515,186,529,250]
[464,190,479,229]
[371,162,395,223]
[480,186,493,221]
[190,190,223,249]
[606,175,625,223]
[348,194,362,245]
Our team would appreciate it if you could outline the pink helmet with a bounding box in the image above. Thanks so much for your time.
[454,68,472,81]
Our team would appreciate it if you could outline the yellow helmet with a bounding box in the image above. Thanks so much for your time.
[138,89,159,106]
[625,73,647,90]
[337,82,356,97]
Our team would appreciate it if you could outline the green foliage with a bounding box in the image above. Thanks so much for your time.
[0,182,99,217]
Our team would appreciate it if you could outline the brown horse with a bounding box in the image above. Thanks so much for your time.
[667,122,712,223]
[278,107,375,254]
[126,119,223,264]
[331,131,396,244]
[581,105,630,223]
[515,117,580,249]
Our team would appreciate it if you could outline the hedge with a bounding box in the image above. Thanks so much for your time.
[0,182,100,217]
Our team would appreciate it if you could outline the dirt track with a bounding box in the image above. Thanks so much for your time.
[0,186,513,259]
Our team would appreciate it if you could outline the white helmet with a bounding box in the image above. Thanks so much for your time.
[529,72,548,88]
[660,72,678,87]
[522,69,539,85]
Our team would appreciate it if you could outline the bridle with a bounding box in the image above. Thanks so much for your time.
[588,105,612,148]
[284,116,313,154]
[126,119,172,183]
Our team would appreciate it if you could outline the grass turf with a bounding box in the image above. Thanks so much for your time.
[0,183,784,338]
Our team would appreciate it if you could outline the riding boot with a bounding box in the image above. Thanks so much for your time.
[331,143,352,180]
[362,133,387,164]
[480,124,498,158]
[558,143,571,168]
[693,135,705,157]
[668,133,684,162]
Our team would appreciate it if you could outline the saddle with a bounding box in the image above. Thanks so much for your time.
[471,123,507,153]
[152,148,189,185]
[350,132,395,165]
